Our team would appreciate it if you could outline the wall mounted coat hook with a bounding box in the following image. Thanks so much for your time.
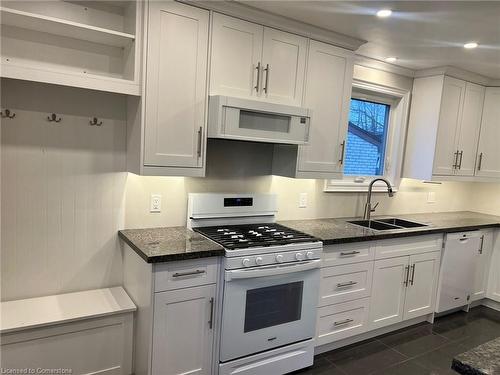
[89,117,102,126]
[47,113,62,122]
[1,109,16,119]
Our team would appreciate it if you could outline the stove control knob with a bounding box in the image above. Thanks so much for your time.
[275,254,284,263]
[255,256,264,265]
[242,258,251,267]
[295,252,304,261]
[306,251,315,260]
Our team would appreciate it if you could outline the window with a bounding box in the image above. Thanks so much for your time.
[344,99,390,177]
[325,81,410,192]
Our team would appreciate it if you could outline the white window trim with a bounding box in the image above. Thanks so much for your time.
[324,80,411,193]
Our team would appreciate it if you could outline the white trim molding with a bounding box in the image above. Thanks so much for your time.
[414,66,493,86]
[179,0,366,51]
[325,81,411,193]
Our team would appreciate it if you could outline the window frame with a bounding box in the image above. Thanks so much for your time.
[324,80,411,193]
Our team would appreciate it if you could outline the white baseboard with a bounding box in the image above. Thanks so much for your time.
[481,298,500,312]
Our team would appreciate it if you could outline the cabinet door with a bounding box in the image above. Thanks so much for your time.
[260,27,307,106]
[432,77,465,176]
[476,87,500,178]
[456,82,485,176]
[297,41,353,175]
[369,257,408,330]
[486,231,500,302]
[152,285,216,375]
[144,2,208,168]
[210,13,263,99]
[472,231,493,301]
[404,252,440,320]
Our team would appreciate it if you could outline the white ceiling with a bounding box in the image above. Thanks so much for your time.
[239,1,500,79]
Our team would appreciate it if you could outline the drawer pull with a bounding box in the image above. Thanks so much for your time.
[340,251,361,257]
[336,281,358,288]
[334,318,354,326]
[172,269,206,278]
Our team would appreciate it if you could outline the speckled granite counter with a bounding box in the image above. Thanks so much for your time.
[279,211,500,245]
[120,211,500,263]
[118,227,224,263]
[452,337,500,375]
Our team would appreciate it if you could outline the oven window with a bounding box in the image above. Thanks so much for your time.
[244,281,303,333]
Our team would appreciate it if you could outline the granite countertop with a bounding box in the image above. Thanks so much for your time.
[119,211,500,263]
[118,227,224,263]
[279,211,500,245]
[452,337,500,375]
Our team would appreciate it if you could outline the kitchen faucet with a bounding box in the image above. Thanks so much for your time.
[363,178,394,220]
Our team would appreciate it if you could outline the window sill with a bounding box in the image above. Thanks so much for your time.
[324,179,400,193]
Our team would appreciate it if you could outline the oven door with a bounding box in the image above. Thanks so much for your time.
[220,260,320,362]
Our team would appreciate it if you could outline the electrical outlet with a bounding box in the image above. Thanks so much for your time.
[427,191,436,204]
[150,194,162,213]
[299,193,308,208]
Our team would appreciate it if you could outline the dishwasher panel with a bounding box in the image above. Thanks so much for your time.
[435,231,481,313]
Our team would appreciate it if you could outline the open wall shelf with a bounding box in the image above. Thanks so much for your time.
[0,1,142,96]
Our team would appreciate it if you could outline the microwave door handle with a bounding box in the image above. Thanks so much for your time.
[226,259,321,281]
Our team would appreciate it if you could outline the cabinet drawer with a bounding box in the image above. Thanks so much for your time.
[154,258,218,292]
[323,242,374,267]
[375,234,442,260]
[316,298,370,346]
[319,262,373,306]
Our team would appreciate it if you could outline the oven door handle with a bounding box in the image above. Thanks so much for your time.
[226,259,321,281]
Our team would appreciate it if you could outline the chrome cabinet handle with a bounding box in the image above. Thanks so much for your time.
[340,251,360,257]
[403,265,410,286]
[479,235,485,255]
[172,269,205,278]
[334,318,354,326]
[254,62,261,92]
[409,264,416,286]
[477,153,483,171]
[452,150,459,169]
[263,64,270,94]
[196,127,202,158]
[339,140,346,164]
[337,281,358,288]
[208,297,214,329]
[458,151,464,170]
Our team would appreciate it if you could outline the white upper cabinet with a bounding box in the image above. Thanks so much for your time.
[404,75,486,180]
[210,14,307,106]
[296,41,353,177]
[476,87,500,179]
[210,13,263,100]
[456,82,485,176]
[260,28,307,106]
[432,77,465,176]
[143,1,209,169]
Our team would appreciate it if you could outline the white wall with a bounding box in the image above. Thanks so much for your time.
[470,183,500,216]
[1,79,127,301]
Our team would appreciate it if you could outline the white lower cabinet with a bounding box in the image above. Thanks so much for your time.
[152,284,216,375]
[369,256,409,330]
[316,298,370,346]
[472,231,494,301]
[487,231,500,302]
[369,252,440,329]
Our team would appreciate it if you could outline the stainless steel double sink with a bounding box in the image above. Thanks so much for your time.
[347,217,428,231]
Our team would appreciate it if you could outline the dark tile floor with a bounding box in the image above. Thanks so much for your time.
[296,306,500,375]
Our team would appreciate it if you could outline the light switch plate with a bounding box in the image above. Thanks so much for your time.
[299,193,308,208]
[150,194,162,213]
[427,191,436,204]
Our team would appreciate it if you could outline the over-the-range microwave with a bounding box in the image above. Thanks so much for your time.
[208,95,311,144]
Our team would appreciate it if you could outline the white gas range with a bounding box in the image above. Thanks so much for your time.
[188,193,323,375]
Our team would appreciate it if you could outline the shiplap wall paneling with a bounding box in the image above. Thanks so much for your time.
[1,79,127,301]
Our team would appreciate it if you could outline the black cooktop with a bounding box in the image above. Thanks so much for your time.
[194,223,319,250]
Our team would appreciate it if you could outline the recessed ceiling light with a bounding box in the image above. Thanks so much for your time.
[376,9,392,18]
[385,57,398,63]
[464,42,478,49]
